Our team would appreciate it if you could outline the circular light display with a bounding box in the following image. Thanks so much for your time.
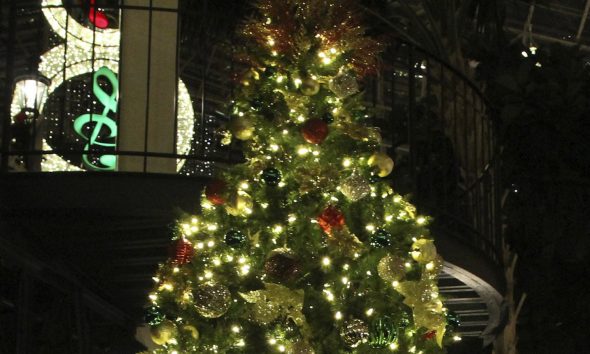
[11,0,196,172]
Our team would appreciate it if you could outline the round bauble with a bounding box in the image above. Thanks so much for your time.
[322,112,335,124]
[301,118,329,144]
[182,325,200,340]
[367,152,394,177]
[229,116,255,140]
[340,173,370,201]
[264,248,301,282]
[225,229,246,247]
[300,77,320,96]
[262,167,282,186]
[193,282,232,318]
[377,254,406,283]
[369,316,397,348]
[150,320,177,345]
[144,305,165,326]
[292,341,315,354]
[329,72,359,98]
[340,319,369,348]
[173,238,194,265]
[369,229,393,248]
[205,179,226,205]
[411,239,437,263]
[317,205,345,235]
[446,311,460,330]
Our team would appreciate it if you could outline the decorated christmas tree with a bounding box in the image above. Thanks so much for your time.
[146,0,456,352]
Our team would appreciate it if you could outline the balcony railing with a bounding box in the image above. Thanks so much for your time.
[0,0,501,276]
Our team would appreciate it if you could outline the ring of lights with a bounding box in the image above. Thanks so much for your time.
[10,0,195,172]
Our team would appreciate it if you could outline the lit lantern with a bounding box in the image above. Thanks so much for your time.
[12,75,50,120]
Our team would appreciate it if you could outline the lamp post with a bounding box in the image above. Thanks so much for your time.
[10,75,51,171]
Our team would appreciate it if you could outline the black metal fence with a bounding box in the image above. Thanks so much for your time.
[0,0,501,266]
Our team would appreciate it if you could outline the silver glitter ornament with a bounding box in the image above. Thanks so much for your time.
[340,173,370,201]
[340,319,369,348]
[377,254,406,283]
[193,282,232,318]
[329,72,359,98]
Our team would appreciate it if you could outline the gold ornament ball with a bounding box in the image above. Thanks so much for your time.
[377,254,406,283]
[367,152,394,177]
[150,320,177,345]
[292,341,315,354]
[183,325,199,340]
[411,239,437,263]
[340,319,370,348]
[193,282,232,318]
[300,77,320,96]
[229,117,255,140]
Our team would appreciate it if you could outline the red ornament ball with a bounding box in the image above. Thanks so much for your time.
[205,179,226,205]
[264,249,301,282]
[173,239,194,265]
[317,205,345,235]
[422,330,436,341]
[13,110,28,124]
[301,118,329,144]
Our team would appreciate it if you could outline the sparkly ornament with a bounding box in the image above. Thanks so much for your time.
[377,254,406,283]
[317,205,345,235]
[150,320,177,345]
[205,179,226,205]
[261,167,282,186]
[300,77,320,96]
[173,238,194,265]
[329,72,359,98]
[264,248,301,282]
[182,325,199,340]
[369,316,397,348]
[340,319,370,348]
[340,173,370,201]
[193,282,232,318]
[446,311,460,330]
[367,152,394,177]
[292,341,315,354]
[225,191,253,216]
[219,129,232,146]
[225,229,246,247]
[301,118,329,144]
[322,112,334,123]
[411,239,437,263]
[370,229,393,248]
[144,306,165,326]
[229,116,255,140]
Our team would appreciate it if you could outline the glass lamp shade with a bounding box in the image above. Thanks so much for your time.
[12,75,51,116]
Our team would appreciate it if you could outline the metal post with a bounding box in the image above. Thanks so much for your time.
[1,0,17,172]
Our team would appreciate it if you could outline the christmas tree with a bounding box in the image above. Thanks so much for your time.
[146,0,455,352]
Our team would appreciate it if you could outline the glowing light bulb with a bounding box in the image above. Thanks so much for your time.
[342,158,352,167]
[231,326,240,333]
[322,257,331,266]
[335,311,343,320]
[366,308,374,316]
[417,216,426,224]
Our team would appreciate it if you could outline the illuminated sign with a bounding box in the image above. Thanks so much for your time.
[73,66,118,171]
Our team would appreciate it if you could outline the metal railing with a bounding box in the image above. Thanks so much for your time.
[0,1,501,268]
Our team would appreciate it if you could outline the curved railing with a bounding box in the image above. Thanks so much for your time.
[0,1,501,271]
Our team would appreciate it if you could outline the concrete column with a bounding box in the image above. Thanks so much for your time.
[118,0,178,173]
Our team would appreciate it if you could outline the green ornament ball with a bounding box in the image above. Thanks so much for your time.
[144,305,165,326]
[370,229,393,248]
[225,229,246,247]
[262,167,282,186]
[369,316,397,348]
[322,112,335,124]
[446,311,461,330]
